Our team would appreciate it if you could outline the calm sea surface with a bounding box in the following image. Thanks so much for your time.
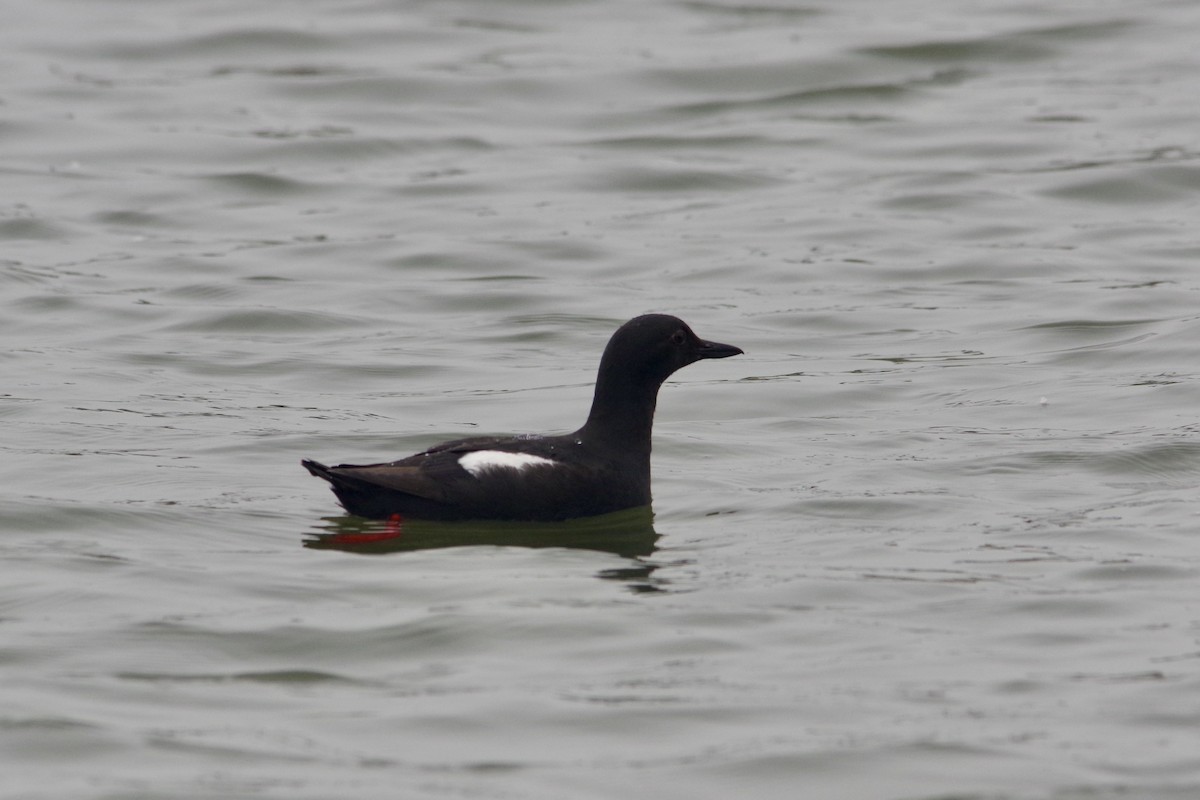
[4,1,1200,798]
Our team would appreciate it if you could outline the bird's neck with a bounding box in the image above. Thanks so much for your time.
[577,364,661,458]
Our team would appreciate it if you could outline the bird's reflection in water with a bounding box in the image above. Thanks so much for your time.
[304,506,665,591]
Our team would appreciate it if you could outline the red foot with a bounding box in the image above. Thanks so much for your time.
[328,514,404,545]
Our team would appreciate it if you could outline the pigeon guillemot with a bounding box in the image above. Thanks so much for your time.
[302,314,743,521]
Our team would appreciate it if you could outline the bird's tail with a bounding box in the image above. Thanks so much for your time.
[301,459,334,481]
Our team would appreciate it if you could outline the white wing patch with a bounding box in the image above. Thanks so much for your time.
[458,450,557,477]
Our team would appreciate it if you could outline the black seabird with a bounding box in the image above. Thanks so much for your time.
[302,314,742,521]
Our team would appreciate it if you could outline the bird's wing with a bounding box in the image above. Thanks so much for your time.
[319,435,563,501]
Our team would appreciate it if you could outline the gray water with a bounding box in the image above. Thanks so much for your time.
[4,1,1200,798]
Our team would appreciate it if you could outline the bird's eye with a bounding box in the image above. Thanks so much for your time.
[671,329,686,345]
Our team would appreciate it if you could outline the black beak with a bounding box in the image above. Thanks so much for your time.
[695,338,744,360]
